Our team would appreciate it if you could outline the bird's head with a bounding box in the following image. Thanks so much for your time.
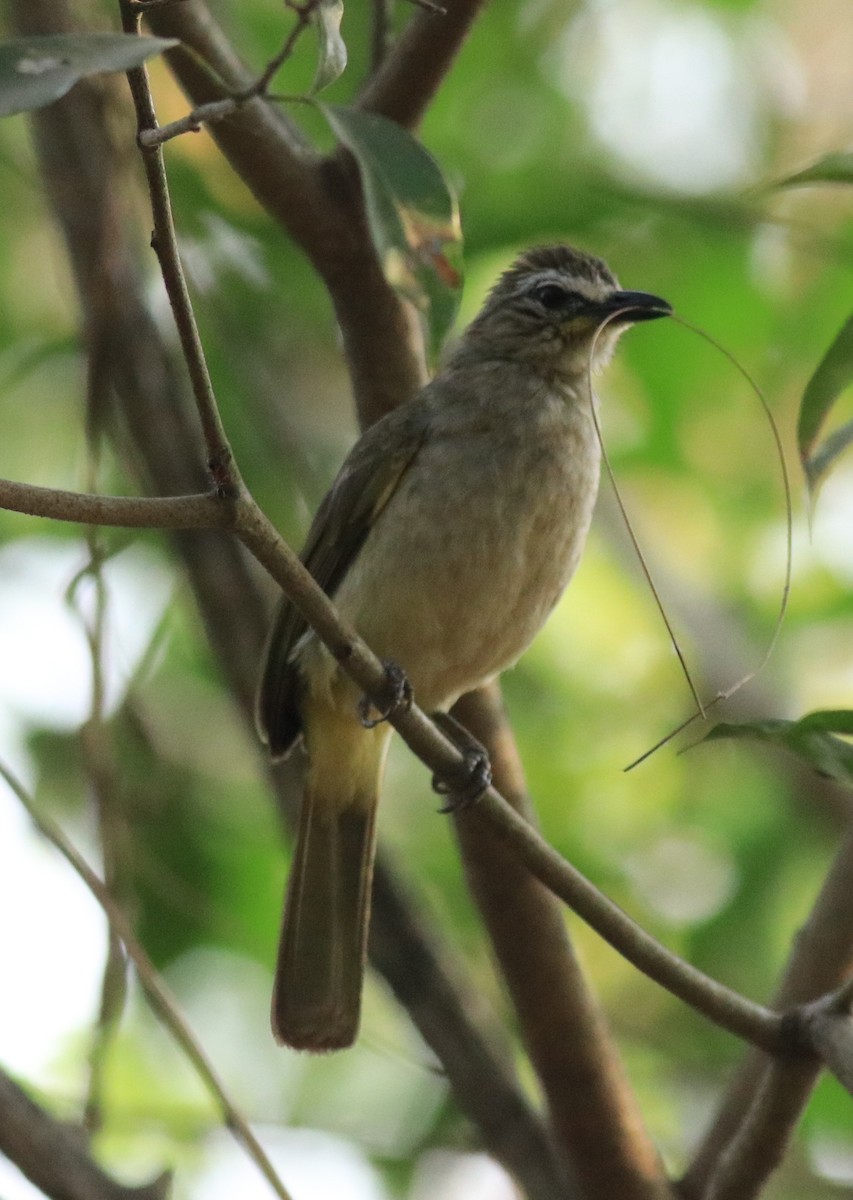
[460,244,671,382]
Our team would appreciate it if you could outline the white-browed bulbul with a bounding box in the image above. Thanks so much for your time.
[257,244,671,1051]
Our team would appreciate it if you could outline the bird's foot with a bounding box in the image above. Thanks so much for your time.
[431,712,492,813]
[358,660,413,729]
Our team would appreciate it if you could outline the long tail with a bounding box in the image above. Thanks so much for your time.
[272,707,388,1051]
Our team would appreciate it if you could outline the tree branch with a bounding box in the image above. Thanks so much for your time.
[680,823,853,1200]
[596,495,853,1197]
[357,0,487,129]
[232,498,782,1054]
[0,479,230,529]
[120,0,238,494]
[801,984,853,1099]
[0,760,294,1200]
[0,1065,168,1200]
[452,687,672,1200]
[137,95,240,146]
[137,0,321,148]
[367,855,576,1200]
[146,0,313,156]
[10,0,784,1070]
[143,1,429,427]
[0,469,795,1058]
[17,9,571,1195]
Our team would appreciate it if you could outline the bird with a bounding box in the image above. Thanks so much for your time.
[257,243,671,1051]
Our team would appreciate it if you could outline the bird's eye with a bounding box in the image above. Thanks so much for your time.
[531,283,572,310]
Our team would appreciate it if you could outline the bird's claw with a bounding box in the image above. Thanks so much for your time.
[358,660,413,729]
[433,749,492,813]
[430,713,492,812]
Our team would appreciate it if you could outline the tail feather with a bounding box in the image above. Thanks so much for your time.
[272,788,378,1051]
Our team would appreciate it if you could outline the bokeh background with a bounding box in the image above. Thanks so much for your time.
[1,0,853,1196]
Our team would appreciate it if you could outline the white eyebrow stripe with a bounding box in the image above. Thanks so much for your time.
[516,271,609,304]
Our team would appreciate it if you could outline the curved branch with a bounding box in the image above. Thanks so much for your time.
[137,0,321,147]
[0,479,230,529]
[473,791,783,1053]
[235,498,782,1053]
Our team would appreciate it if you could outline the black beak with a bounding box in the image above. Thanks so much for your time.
[593,290,672,324]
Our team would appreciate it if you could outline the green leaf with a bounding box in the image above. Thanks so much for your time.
[318,103,463,358]
[777,151,853,188]
[0,33,178,118]
[311,0,347,93]
[798,312,853,493]
[797,711,853,734]
[804,419,853,493]
[702,712,853,787]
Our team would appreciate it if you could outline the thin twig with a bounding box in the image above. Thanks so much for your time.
[137,0,321,148]
[0,479,231,528]
[76,516,130,1135]
[121,0,238,494]
[0,761,295,1200]
[233,497,785,1053]
[124,0,788,1092]
[0,465,789,1051]
[137,96,239,147]
[18,8,569,1198]
[239,0,322,99]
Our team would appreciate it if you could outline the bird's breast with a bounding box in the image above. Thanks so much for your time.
[312,394,601,714]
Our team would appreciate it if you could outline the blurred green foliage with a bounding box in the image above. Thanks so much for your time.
[1,0,853,1197]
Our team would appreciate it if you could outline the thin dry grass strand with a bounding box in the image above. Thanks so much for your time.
[587,309,791,772]
[588,312,706,720]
